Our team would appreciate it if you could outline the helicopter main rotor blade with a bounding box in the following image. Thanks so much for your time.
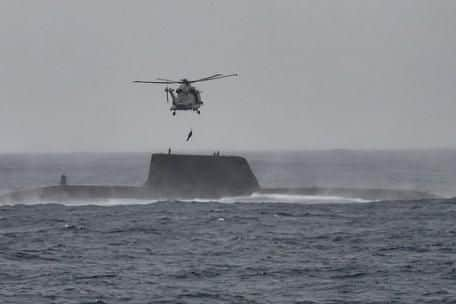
[188,74,222,83]
[157,78,181,82]
[189,73,238,83]
[133,80,181,84]
[187,74,223,83]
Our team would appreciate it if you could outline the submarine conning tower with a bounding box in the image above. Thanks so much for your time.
[145,153,260,198]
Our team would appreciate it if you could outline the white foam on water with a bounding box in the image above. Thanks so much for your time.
[175,192,372,204]
[218,192,372,204]
[60,199,164,207]
[0,193,372,206]
[0,198,163,207]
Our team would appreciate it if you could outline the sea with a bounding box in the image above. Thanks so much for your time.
[1,150,456,304]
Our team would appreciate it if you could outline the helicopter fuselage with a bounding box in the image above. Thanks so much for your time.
[168,83,203,114]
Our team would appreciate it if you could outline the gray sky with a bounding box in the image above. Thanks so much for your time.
[1,0,455,152]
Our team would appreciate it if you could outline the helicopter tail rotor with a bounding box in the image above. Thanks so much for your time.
[165,87,169,103]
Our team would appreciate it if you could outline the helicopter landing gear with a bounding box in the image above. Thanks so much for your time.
[172,111,176,116]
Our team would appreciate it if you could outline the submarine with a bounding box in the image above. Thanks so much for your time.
[0,153,439,203]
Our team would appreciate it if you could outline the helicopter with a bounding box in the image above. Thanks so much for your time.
[133,73,238,115]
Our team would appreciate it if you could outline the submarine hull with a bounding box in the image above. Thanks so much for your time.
[0,153,261,202]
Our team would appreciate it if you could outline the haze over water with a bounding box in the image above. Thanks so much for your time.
[1,150,455,197]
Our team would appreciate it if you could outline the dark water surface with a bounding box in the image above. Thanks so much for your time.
[1,199,456,304]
